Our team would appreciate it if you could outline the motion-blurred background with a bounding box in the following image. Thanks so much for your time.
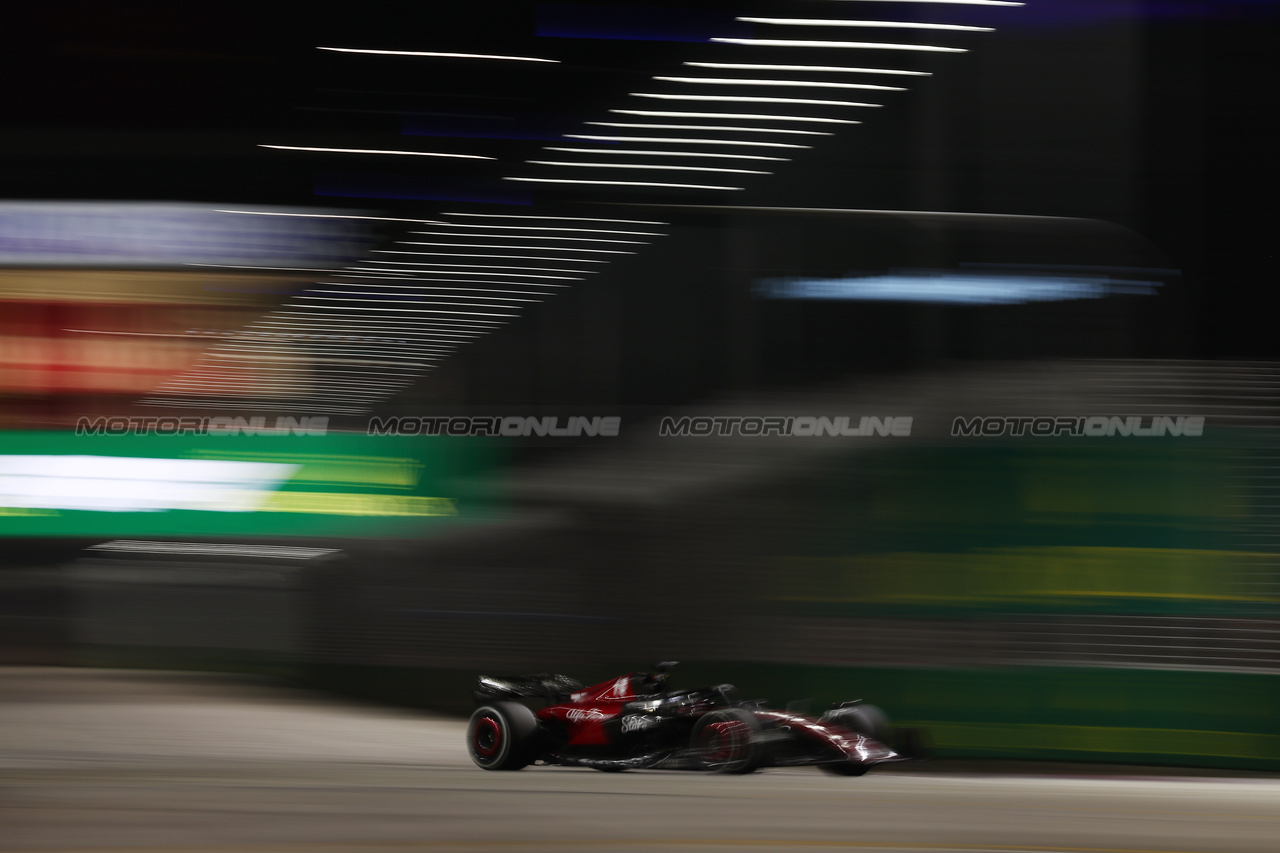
[2,0,1277,771]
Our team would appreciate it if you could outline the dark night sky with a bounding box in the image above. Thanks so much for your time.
[3,1,1277,359]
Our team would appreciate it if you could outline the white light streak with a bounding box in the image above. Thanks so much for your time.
[349,261,590,274]
[318,47,558,62]
[337,267,582,278]
[653,76,907,91]
[309,290,538,304]
[546,147,787,162]
[373,250,607,263]
[737,17,994,32]
[258,145,493,159]
[402,240,636,253]
[292,298,518,317]
[710,38,967,52]
[504,178,745,191]
[631,93,881,107]
[684,62,930,76]
[564,135,809,149]
[610,110,859,124]
[413,230,652,243]
[429,222,663,235]
[325,282,559,297]
[586,122,833,136]
[528,160,770,174]
[442,213,668,224]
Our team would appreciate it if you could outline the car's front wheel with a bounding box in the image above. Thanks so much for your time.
[467,702,539,770]
[690,708,761,774]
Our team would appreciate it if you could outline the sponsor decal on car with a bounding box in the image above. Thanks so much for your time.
[566,708,609,723]
[621,715,657,734]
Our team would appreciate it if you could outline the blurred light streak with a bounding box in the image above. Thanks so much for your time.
[0,456,297,513]
[564,135,809,148]
[88,541,342,559]
[710,38,967,52]
[353,260,596,272]
[756,271,1160,304]
[258,145,493,159]
[527,160,771,174]
[411,231,652,243]
[610,109,860,124]
[630,93,882,107]
[400,240,635,253]
[683,62,930,75]
[215,209,444,223]
[586,122,833,135]
[371,251,607,262]
[737,17,994,32]
[504,177,745,190]
[443,213,668,224]
[653,76,907,90]
[429,223,664,235]
[317,47,558,62]
[545,147,787,161]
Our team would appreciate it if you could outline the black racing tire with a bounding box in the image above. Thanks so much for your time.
[467,702,539,771]
[830,704,891,745]
[690,708,762,774]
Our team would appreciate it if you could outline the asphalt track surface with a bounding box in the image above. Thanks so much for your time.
[2,669,1278,853]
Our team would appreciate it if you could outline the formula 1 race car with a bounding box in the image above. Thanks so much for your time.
[466,662,905,775]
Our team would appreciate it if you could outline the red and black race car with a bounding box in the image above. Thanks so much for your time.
[466,662,905,775]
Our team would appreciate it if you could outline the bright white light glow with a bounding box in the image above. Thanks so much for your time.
[710,39,967,52]
[259,145,492,159]
[318,47,558,62]
[546,147,787,162]
[737,17,994,31]
[564,135,809,149]
[504,178,744,191]
[528,160,770,174]
[632,93,881,107]
[587,122,831,136]
[684,62,930,76]
[757,272,1154,305]
[610,110,859,124]
[443,213,668,224]
[654,76,906,91]
[0,456,298,513]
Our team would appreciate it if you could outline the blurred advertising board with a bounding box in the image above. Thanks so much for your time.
[0,430,503,538]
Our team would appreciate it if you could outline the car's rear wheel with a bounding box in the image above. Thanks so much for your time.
[467,702,538,770]
[690,708,761,774]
